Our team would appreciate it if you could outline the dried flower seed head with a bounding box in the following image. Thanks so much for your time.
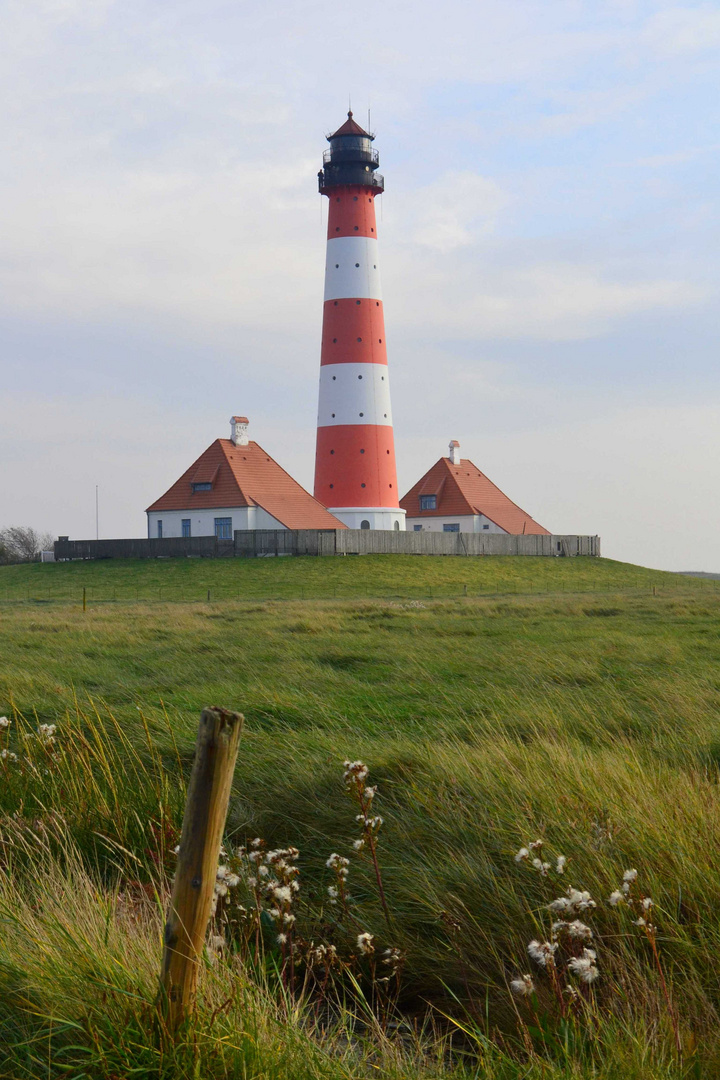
[216,865,229,880]
[277,933,287,945]
[0,717,11,728]
[609,890,624,906]
[566,920,593,941]
[642,896,653,910]
[510,974,535,997]
[344,759,370,785]
[623,868,638,883]
[357,932,375,955]
[527,940,557,967]
[556,856,567,874]
[251,838,263,849]
[564,887,596,912]
[529,839,544,851]
[568,949,599,983]
[1,749,18,762]
[269,884,292,903]
[326,853,350,870]
[209,934,226,951]
[352,839,365,851]
[514,847,530,862]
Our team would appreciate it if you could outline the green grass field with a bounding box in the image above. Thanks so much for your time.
[2,555,720,1078]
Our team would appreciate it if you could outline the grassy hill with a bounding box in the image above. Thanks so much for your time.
[2,555,720,1077]
[0,552,712,603]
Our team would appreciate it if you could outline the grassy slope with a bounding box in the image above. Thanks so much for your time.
[0,553,710,601]
[2,555,720,1076]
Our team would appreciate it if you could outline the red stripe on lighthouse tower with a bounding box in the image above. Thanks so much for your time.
[314,112,405,531]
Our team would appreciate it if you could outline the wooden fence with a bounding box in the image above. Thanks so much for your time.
[55,531,600,561]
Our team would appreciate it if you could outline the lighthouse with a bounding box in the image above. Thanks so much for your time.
[313,112,405,531]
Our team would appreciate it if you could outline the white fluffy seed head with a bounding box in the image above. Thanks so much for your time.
[510,974,535,996]
[357,932,374,955]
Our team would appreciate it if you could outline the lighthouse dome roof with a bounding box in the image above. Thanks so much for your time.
[328,110,373,140]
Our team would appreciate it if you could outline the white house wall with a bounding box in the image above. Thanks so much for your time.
[404,514,507,534]
[146,505,286,538]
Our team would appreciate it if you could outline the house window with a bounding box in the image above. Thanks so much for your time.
[443,523,460,533]
[360,520,370,529]
[192,482,212,492]
[157,520,163,538]
[413,524,422,532]
[419,495,436,511]
[214,517,232,539]
[483,524,490,531]
[182,519,191,538]
[393,521,400,531]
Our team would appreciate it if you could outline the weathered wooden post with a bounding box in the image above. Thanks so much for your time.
[159,706,243,1032]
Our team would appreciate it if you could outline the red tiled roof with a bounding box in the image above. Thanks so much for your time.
[147,439,346,529]
[329,110,371,138]
[400,457,550,535]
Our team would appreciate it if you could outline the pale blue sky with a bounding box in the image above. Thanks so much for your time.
[2,0,719,570]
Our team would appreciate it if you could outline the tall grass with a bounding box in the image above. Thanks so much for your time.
[2,579,720,1074]
[2,691,720,1075]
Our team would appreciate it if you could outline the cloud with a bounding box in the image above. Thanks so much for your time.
[397,171,509,252]
[642,5,720,57]
[385,255,707,341]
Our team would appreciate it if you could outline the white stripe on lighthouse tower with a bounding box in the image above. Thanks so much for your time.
[324,237,382,301]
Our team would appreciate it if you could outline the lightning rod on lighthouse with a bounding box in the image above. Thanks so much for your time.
[313,111,406,531]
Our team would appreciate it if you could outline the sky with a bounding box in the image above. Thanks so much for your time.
[1,0,719,571]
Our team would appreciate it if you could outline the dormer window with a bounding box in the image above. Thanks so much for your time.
[192,482,212,492]
[419,495,436,511]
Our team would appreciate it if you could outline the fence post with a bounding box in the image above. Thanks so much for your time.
[82,587,86,613]
[158,706,243,1032]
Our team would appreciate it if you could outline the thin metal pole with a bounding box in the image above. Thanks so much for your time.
[95,485,99,540]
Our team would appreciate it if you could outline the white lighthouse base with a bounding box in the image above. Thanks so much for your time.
[328,507,406,531]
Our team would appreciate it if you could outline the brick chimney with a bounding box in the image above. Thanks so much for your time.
[448,439,460,466]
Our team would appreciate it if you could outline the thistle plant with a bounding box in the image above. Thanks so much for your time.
[343,759,391,927]
[0,716,16,764]
[512,841,599,1020]
[609,867,681,1057]
[326,852,352,916]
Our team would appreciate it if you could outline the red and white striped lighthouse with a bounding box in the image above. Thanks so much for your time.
[313,112,405,531]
